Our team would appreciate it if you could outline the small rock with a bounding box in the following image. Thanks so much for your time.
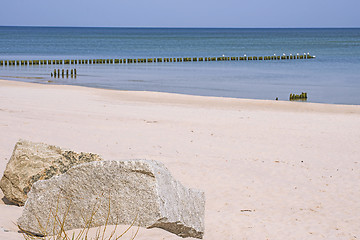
[0,227,9,232]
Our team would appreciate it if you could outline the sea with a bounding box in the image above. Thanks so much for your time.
[0,27,359,105]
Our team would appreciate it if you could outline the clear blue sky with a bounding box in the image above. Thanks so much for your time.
[0,0,359,28]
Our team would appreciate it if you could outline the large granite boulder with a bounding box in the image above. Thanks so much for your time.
[0,140,103,206]
[18,159,205,238]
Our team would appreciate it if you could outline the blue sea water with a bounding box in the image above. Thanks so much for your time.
[0,27,359,104]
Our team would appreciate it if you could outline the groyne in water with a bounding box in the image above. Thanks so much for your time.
[0,53,315,66]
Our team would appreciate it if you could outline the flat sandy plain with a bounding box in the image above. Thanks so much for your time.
[0,79,359,240]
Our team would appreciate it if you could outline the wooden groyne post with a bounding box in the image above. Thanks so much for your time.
[290,92,308,101]
[0,53,316,68]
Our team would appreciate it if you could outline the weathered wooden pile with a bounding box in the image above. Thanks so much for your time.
[51,68,76,78]
[290,92,308,101]
[0,53,316,67]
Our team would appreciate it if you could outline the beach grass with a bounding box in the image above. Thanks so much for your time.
[18,193,139,240]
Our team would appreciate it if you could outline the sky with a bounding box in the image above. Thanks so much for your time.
[0,0,359,28]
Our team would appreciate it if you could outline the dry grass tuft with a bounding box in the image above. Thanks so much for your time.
[18,192,139,240]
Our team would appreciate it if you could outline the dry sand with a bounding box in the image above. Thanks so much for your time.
[0,79,359,240]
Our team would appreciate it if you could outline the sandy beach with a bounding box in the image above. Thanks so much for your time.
[0,79,359,240]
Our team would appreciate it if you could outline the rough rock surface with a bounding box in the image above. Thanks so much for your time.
[0,140,103,206]
[17,159,205,238]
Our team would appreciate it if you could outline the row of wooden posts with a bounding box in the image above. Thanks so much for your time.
[0,54,315,66]
[51,69,76,78]
[289,92,308,101]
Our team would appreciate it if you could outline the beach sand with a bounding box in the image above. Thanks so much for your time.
[0,79,359,240]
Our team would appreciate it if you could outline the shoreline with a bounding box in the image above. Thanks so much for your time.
[1,78,359,239]
[2,74,360,106]
[2,79,360,112]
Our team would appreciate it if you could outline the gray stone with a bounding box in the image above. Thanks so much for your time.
[0,140,103,206]
[17,159,205,238]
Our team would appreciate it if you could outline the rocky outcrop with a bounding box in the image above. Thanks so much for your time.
[18,159,205,238]
[0,140,103,206]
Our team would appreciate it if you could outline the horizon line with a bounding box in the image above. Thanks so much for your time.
[1,25,359,29]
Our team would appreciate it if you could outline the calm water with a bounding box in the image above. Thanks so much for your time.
[0,27,360,104]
